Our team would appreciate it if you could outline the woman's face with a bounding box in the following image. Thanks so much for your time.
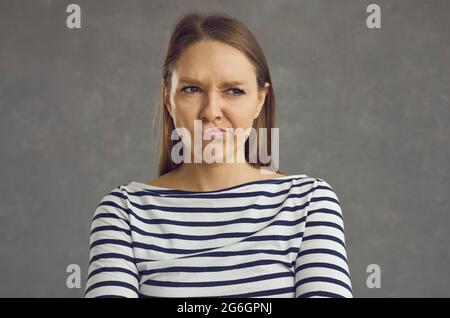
[164,40,269,162]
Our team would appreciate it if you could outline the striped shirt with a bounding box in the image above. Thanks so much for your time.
[84,174,353,298]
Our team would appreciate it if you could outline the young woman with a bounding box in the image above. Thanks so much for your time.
[85,12,353,298]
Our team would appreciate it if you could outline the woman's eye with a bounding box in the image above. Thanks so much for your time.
[227,88,246,96]
[181,86,200,94]
[180,86,245,96]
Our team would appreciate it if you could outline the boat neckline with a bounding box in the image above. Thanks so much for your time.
[128,174,307,194]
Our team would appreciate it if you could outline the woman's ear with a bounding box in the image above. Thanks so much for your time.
[254,82,270,119]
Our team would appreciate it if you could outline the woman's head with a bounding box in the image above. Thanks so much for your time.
[156,12,276,176]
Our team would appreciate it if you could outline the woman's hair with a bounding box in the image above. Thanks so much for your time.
[153,11,277,176]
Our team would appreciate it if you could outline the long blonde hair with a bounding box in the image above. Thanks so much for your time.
[153,11,278,176]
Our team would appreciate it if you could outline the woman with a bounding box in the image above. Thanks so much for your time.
[85,12,353,298]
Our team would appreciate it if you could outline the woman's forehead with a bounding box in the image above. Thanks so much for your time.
[171,69,256,88]
[174,41,256,78]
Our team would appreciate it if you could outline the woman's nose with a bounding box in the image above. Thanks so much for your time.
[199,91,224,122]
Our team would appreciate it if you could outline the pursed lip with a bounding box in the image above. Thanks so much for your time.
[202,127,227,138]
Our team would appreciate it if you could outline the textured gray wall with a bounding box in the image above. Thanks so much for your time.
[1,0,449,297]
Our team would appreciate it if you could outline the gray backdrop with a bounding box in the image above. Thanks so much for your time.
[1,0,449,297]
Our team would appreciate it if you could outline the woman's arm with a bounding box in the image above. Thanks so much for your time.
[294,179,353,298]
[84,187,140,298]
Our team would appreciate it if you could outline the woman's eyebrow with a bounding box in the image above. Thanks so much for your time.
[178,77,248,87]
[221,80,248,87]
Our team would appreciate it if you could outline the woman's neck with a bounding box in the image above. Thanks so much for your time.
[173,162,280,192]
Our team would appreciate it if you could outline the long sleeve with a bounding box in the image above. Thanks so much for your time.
[294,179,353,298]
[84,186,140,298]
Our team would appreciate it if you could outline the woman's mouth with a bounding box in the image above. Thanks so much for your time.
[202,127,226,139]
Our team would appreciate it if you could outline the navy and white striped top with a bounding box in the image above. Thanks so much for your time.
[84,174,353,298]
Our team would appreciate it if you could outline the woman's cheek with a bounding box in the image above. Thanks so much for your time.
[173,104,195,125]
[229,108,255,127]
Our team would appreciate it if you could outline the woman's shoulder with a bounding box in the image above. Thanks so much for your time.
[91,183,133,220]
[144,170,179,189]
